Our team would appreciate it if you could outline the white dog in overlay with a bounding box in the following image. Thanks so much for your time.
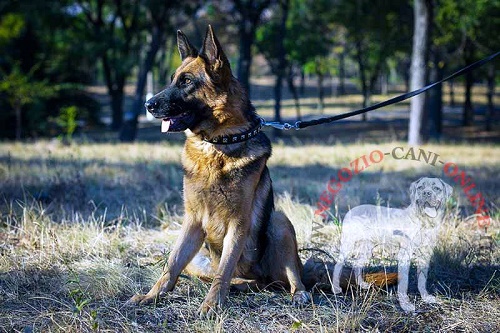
[331,177,453,312]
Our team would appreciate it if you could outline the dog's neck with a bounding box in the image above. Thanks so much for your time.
[187,79,261,146]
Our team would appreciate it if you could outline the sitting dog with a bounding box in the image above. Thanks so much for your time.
[331,177,453,312]
[127,25,310,317]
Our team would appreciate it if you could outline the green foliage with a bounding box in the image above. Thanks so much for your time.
[435,0,500,51]
[55,106,79,141]
[303,57,338,76]
[67,276,92,315]
[0,1,101,138]
[256,0,336,73]
[286,0,335,66]
[0,13,24,46]
[0,64,56,108]
[333,0,412,95]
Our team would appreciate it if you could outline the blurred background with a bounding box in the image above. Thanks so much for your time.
[1,2,499,331]
[0,0,498,144]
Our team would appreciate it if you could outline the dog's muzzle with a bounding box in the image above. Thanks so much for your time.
[144,95,197,133]
[417,195,441,218]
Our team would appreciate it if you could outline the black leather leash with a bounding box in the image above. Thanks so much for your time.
[262,50,500,131]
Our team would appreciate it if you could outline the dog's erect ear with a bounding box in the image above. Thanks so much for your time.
[177,30,198,61]
[439,178,453,199]
[199,25,230,73]
[409,177,423,199]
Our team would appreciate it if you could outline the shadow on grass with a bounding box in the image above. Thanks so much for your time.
[1,153,499,223]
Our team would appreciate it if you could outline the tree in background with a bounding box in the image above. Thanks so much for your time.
[255,0,289,135]
[256,0,335,121]
[478,1,500,131]
[0,1,99,139]
[408,0,432,145]
[334,0,412,120]
[231,0,272,94]
[119,0,196,142]
[435,0,500,128]
[75,0,142,131]
[0,64,57,139]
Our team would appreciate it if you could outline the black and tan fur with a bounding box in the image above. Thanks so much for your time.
[128,26,310,316]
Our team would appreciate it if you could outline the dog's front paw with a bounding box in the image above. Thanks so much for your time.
[198,299,219,319]
[126,294,155,306]
[398,296,415,313]
[358,281,372,290]
[422,294,440,304]
[332,284,343,294]
[292,291,311,306]
[199,289,224,319]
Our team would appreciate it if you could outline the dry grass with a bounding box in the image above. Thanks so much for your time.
[1,139,499,332]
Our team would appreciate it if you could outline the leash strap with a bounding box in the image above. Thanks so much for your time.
[261,51,500,130]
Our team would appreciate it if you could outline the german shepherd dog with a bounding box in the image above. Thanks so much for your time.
[128,26,310,316]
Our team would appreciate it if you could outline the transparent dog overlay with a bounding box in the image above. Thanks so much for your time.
[331,177,453,312]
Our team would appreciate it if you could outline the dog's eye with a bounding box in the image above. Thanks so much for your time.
[433,186,441,192]
[183,78,192,85]
[418,186,424,191]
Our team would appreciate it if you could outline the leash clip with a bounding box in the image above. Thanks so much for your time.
[261,118,297,130]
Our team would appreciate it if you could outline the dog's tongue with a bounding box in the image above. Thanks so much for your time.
[161,120,171,133]
[424,206,438,218]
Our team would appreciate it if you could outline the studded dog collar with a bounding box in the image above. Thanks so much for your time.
[203,119,263,144]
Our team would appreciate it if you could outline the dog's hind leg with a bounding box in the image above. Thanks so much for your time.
[185,247,261,291]
[353,266,371,289]
[333,238,358,293]
[184,247,215,281]
[262,211,310,305]
[332,259,345,294]
[353,241,373,290]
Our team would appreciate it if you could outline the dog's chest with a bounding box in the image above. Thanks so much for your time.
[181,144,265,245]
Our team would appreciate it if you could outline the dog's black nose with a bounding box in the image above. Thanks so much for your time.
[423,190,432,197]
[145,100,159,112]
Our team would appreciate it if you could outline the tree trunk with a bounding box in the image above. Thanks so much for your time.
[398,58,411,92]
[462,38,474,126]
[338,48,346,96]
[317,71,325,114]
[120,27,164,142]
[355,39,369,121]
[300,69,305,95]
[485,63,495,131]
[462,72,474,126]
[287,66,301,120]
[427,51,443,140]
[110,89,124,131]
[381,73,388,95]
[238,22,255,94]
[361,90,370,121]
[158,36,174,86]
[234,0,271,94]
[273,0,289,138]
[15,103,22,140]
[408,0,431,145]
[403,69,410,92]
[274,74,284,137]
[449,81,455,107]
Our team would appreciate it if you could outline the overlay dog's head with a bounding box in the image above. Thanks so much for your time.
[409,177,453,219]
[145,25,250,137]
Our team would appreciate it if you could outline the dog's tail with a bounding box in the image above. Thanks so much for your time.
[363,272,398,287]
[302,257,398,291]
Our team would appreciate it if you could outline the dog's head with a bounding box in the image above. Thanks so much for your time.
[409,177,453,219]
[145,25,249,137]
